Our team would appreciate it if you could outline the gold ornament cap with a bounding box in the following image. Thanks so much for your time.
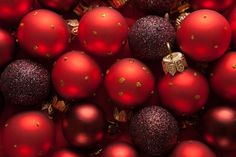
[107,0,129,8]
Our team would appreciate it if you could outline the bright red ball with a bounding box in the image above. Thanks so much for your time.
[52,51,102,100]
[62,103,105,148]
[229,7,236,49]
[190,0,234,11]
[105,58,155,108]
[210,52,236,102]
[2,112,55,157]
[51,149,84,157]
[17,9,70,59]
[170,140,216,157]
[157,69,209,115]
[38,0,78,12]
[78,7,128,56]
[177,9,231,62]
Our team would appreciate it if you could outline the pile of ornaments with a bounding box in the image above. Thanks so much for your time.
[1,0,236,157]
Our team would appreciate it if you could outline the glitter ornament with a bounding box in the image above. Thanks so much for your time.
[129,106,178,156]
[1,59,50,106]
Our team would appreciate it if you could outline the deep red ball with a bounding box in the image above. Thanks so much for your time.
[105,58,155,108]
[170,140,216,157]
[210,52,236,102]
[17,9,70,59]
[38,0,78,12]
[229,7,236,49]
[78,7,128,56]
[51,149,84,157]
[52,51,102,100]
[157,69,209,115]
[101,142,138,157]
[190,0,234,11]
[2,112,55,157]
[177,9,231,62]
[202,106,236,150]
[62,103,105,148]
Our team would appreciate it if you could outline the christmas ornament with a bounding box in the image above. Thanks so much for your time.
[17,9,70,59]
[38,0,78,12]
[78,7,128,56]
[210,52,236,102]
[1,59,50,106]
[128,16,175,60]
[62,103,105,148]
[52,51,102,100]
[101,142,138,157]
[129,106,178,156]
[202,106,236,150]
[2,111,55,157]
[177,9,231,62]
[170,140,216,157]
[190,0,234,11]
[0,29,14,67]
[229,7,236,49]
[105,58,155,108]
[0,0,33,24]
[51,149,84,157]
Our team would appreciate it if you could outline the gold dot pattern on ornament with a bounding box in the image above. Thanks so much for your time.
[92,30,98,36]
[151,90,154,94]
[117,22,122,27]
[118,91,124,96]
[16,39,19,42]
[129,59,135,64]
[50,24,55,29]
[193,72,198,76]
[194,94,201,100]
[14,144,17,148]
[122,40,126,45]
[4,124,8,128]
[35,122,40,127]
[214,45,219,49]
[33,11,38,16]
[64,57,68,61]
[232,64,236,69]
[118,77,126,84]
[203,15,207,19]
[84,75,89,80]
[33,45,39,50]
[106,70,110,74]
[136,81,142,88]
[20,23,24,27]
[101,13,107,17]
[191,35,195,40]
[60,80,65,87]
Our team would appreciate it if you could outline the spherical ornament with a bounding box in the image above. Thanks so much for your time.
[78,7,128,56]
[51,149,84,157]
[202,106,236,150]
[52,51,102,100]
[17,9,70,59]
[105,58,155,108]
[0,0,33,24]
[38,0,78,12]
[229,7,236,49]
[2,111,55,157]
[190,0,234,11]
[128,16,175,60]
[176,9,231,62]
[101,142,138,157]
[170,140,216,157]
[1,59,50,106]
[62,103,105,148]
[157,69,209,115]
[129,106,178,156]
[0,29,14,67]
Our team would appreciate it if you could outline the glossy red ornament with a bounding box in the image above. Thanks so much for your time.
[38,0,78,12]
[0,29,14,67]
[190,0,234,11]
[177,9,231,62]
[229,7,236,49]
[78,7,128,56]
[2,111,55,157]
[17,9,70,59]
[210,52,236,102]
[157,69,209,115]
[62,103,105,148]
[170,140,216,157]
[202,106,236,150]
[52,51,102,100]
[51,149,84,157]
[105,58,155,108]
[101,142,138,157]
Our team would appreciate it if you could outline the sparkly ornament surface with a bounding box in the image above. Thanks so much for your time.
[128,16,175,60]
[129,106,178,156]
[1,59,50,106]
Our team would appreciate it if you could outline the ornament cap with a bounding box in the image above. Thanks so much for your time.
[107,0,128,8]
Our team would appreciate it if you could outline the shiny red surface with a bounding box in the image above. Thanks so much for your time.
[190,0,234,11]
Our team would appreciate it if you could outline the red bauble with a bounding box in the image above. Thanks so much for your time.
[38,0,78,12]
[2,111,55,157]
[157,69,209,115]
[62,103,105,148]
[51,149,84,157]
[210,52,236,102]
[177,9,231,62]
[105,58,155,108]
[0,29,14,66]
[229,7,236,49]
[101,142,138,157]
[78,7,128,56]
[202,106,236,150]
[52,51,102,100]
[17,9,70,59]
[170,140,216,157]
[190,0,234,11]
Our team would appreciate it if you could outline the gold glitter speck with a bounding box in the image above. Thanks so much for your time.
[92,30,98,35]
[191,35,195,40]
[35,122,40,127]
[33,11,38,16]
[214,45,219,49]
[106,70,110,74]
[14,145,17,148]
[136,82,142,88]
[117,22,122,26]
[118,77,126,84]
[50,24,55,29]
[64,57,68,61]
[33,45,38,50]
[20,23,24,27]
[4,124,8,127]
[194,72,198,76]
[194,94,201,100]
[84,75,89,80]
[101,13,106,17]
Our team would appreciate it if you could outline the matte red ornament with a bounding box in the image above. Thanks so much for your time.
[78,7,128,56]
[101,142,138,157]
[51,149,84,157]
[157,69,209,115]
[177,9,231,62]
[190,0,234,11]
[17,9,70,59]
[2,111,55,157]
[202,106,236,150]
[229,8,236,49]
[62,103,105,148]
[210,52,236,102]
[105,58,155,108]
[170,140,216,157]
[38,0,78,12]
[0,29,14,66]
